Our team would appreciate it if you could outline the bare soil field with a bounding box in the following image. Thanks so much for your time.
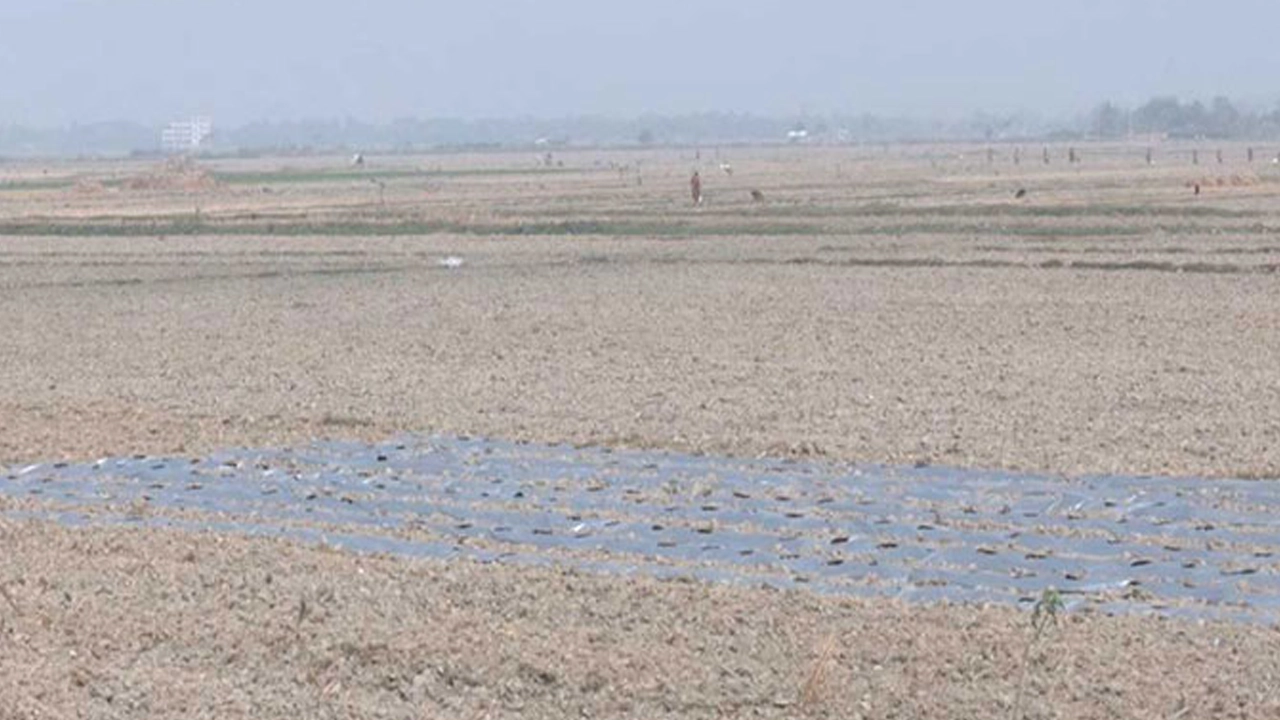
[3,143,1280,717]
[3,517,1280,720]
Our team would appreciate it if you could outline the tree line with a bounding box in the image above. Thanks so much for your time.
[5,97,1280,157]
[1089,96,1280,140]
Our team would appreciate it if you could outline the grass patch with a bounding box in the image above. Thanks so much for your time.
[496,220,817,237]
[16,213,1274,241]
[0,178,76,192]
[1062,259,1276,274]
[518,201,1265,222]
[629,202,1258,219]
[847,223,1145,238]
[19,215,1280,241]
[1153,223,1280,236]
[779,256,1023,270]
[831,202,1260,220]
[0,217,823,238]
[213,166,586,185]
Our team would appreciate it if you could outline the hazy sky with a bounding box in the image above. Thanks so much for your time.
[2,0,1278,126]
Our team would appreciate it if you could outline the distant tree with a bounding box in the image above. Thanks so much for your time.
[1184,100,1209,136]
[1208,96,1241,138]
[1090,102,1128,138]
[1132,96,1183,136]
[637,129,655,146]
[1127,95,1263,139]
[968,111,1016,141]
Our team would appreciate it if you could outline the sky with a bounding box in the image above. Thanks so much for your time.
[1,0,1278,126]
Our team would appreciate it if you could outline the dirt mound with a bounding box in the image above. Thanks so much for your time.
[71,177,107,194]
[1185,174,1259,190]
[123,157,219,192]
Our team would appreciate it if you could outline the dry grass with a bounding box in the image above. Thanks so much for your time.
[799,634,840,712]
[3,146,1280,479]
[4,143,1280,717]
[1,518,1279,719]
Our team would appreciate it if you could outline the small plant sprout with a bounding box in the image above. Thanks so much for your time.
[1011,587,1067,720]
[1031,587,1064,636]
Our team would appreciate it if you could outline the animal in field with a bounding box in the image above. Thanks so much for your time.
[750,189,765,203]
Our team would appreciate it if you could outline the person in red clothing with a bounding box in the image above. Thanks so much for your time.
[690,171,703,206]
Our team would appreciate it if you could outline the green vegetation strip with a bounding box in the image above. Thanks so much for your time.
[779,256,1280,275]
[212,166,589,185]
[6,216,1279,239]
[850,223,1145,237]
[806,202,1261,220]
[532,203,1263,220]
[0,218,820,238]
[0,179,76,192]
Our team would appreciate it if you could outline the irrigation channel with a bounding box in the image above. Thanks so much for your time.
[4,435,1279,623]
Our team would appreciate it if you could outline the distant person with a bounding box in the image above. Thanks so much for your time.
[690,171,703,206]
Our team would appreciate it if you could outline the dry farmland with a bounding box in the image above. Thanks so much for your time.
[3,144,1280,719]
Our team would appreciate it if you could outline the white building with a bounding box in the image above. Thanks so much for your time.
[161,117,213,154]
